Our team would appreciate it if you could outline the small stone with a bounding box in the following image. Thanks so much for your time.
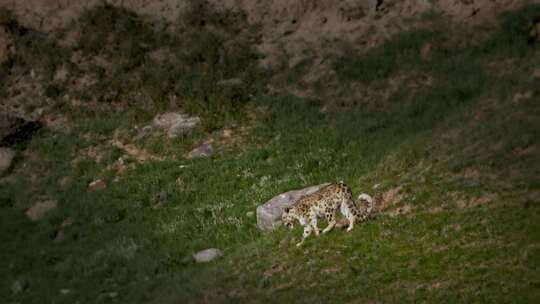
[0,147,15,173]
[59,176,71,189]
[221,129,233,138]
[533,68,540,79]
[246,211,254,217]
[26,200,58,221]
[372,183,381,190]
[53,65,69,82]
[187,142,213,159]
[153,112,200,138]
[11,279,29,294]
[60,289,71,295]
[193,248,223,263]
[108,292,118,298]
[512,91,533,103]
[88,179,106,191]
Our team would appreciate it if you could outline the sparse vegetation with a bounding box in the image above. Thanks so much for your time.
[1,2,539,304]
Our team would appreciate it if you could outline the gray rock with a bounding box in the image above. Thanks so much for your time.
[25,199,58,221]
[88,179,106,192]
[0,147,15,173]
[153,112,200,138]
[193,248,223,263]
[256,183,330,231]
[60,289,71,295]
[187,142,213,159]
[11,279,29,294]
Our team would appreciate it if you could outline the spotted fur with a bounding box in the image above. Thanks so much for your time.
[281,182,373,247]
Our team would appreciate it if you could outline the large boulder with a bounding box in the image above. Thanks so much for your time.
[256,183,330,231]
[152,112,200,138]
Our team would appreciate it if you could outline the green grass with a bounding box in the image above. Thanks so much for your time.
[1,3,540,304]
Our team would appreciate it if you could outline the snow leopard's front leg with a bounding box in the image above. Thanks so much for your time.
[309,209,320,236]
[296,224,313,247]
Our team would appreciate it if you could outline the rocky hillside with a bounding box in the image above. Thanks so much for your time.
[1,1,540,303]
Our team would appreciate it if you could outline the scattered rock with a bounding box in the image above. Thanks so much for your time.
[11,279,29,294]
[0,113,42,146]
[193,248,223,263]
[372,183,381,190]
[153,112,200,138]
[256,183,330,231]
[246,211,254,217]
[187,142,213,159]
[221,128,233,138]
[53,65,69,82]
[88,179,106,191]
[60,289,71,295]
[108,292,119,298]
[26,199,57,221]
[0,147,15,173]
[217,78,243,86]
[512,91,533,103]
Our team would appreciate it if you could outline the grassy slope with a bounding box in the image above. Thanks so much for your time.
[1,4,540,304]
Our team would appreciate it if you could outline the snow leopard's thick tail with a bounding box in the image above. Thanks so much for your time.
[357,193,376,215]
